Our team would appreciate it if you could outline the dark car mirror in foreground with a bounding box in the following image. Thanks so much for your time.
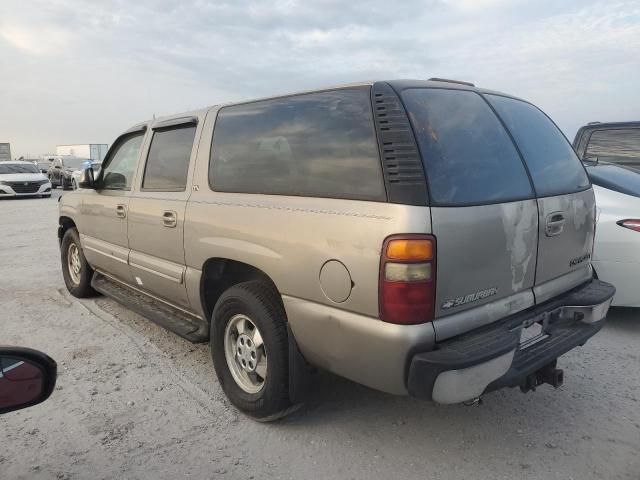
[78,167,95,189]
[0,347,57,415]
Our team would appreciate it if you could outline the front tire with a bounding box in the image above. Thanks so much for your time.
[61,228,96,297]
[211,281,292,421]
[72,179,78,190]
[62,177,72,190]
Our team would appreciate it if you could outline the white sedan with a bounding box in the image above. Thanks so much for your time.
[0,161,52,198]
[587,163,640,307]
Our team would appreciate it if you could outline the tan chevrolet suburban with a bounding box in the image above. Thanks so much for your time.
[58,79,615,420]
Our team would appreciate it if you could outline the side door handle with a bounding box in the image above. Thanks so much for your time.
[115,204,127,219]
[162,210,177,228]
[545,212,566,237]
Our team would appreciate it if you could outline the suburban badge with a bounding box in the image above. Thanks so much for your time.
[442,287,499,310]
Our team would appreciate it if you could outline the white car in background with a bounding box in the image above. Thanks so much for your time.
[0,161,52,198]
[71,160,101,189]
[586,162,640,307]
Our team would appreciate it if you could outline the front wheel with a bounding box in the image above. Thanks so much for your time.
[72,178,78,190]
[211,281,292,421]
[60,228,96,297]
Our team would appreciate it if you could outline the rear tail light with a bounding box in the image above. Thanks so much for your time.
[617,219,640,232]
[379,235,436,325]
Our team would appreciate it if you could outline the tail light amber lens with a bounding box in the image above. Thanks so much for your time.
[379,234,436,325]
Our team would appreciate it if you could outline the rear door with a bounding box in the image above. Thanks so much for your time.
[486,95,594,303]
[401,88,539,327]
[127,116,200,308]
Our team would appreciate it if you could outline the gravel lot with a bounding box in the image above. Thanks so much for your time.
[1,190,639,480]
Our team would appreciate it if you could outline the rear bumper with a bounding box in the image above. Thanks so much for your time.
[407,279,615,404]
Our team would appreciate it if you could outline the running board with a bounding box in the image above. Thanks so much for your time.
[91,272,209,343]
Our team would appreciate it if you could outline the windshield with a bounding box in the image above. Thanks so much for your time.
[0,163,40,174]
[587,164,640,198]
[64,158,87,170]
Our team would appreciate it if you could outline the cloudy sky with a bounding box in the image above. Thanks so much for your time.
[1,0,638,157]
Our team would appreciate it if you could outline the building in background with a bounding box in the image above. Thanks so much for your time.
[0,143,11,162]
[56,144,108,161]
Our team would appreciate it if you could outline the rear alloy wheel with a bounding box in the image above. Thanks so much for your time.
[60,228,96,298]
[211,280,293,421]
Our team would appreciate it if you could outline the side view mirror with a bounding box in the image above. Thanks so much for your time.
[0,347,57,415]
[78,167,95,189]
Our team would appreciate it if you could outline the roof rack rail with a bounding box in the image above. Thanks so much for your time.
[587,121,601,125]
[428,77,475,87]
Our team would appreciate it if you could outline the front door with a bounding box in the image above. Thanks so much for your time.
[127,119,199,308]
[80,130,146,284]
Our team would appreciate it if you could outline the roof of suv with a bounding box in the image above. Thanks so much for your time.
[132,79,523,133]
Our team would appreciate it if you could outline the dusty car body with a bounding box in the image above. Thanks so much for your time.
[58,79,615,419]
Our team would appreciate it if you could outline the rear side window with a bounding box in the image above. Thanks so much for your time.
[401,88,533,205]
[486,95,590,197]
[142,125,196,191]
[209,88,385,201]
[586,128,640,165]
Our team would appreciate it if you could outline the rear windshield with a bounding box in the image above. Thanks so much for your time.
[587,164,640,198]
[585,128,640,165]
[401,88,533,205]
[0,163,39,174]
[486,95,590,197]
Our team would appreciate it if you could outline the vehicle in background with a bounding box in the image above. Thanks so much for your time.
[0,161,52,198]
[71,160,101,189]
[584,162,640,307]
[59,79,615,420]
[0,143,11,162]
[36,161,52,174]
[574,121,640,171]
[56,144,108,162]
[48,156,90,190]
[0,347,57,415]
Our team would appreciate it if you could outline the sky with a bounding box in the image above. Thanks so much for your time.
[0,0,639,158]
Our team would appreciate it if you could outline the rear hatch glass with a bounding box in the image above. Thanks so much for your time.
[402,88,534,206]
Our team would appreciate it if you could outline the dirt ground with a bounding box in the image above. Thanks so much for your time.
[1,190,639,480]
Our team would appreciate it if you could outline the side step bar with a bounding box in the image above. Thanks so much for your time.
[91,272,209,343]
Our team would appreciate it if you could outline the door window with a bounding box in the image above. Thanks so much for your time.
[100,133,145,191]
[142,125,196,191]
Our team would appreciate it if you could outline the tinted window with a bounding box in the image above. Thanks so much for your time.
[100,133,144,190]
[486,95,590,197]
[401,88,533,205]
[587,164,640,198]
[209,89,385,201]
[586,128,640,165]
[142,126,196,191]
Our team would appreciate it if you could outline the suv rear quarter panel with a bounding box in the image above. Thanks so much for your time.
[184,107,435,394]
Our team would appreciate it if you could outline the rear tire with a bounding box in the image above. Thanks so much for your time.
[211,280,293,421]
[61,228,96,298]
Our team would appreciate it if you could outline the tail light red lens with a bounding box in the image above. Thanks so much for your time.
[617,219,640,232]
[379,234,436,325]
